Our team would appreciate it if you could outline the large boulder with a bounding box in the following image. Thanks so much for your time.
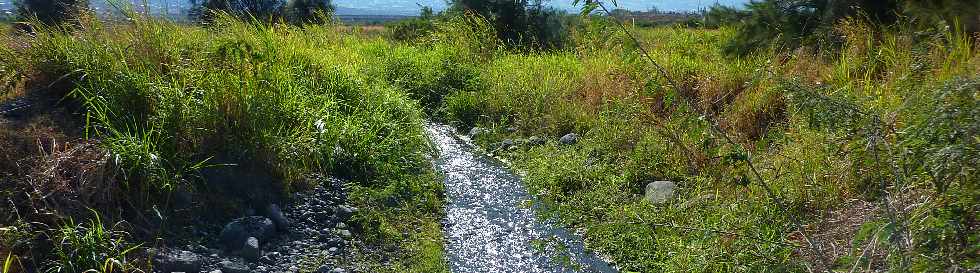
[152,249,202,273]
[644,181,677,204]
[219,216,276,250]
[559,133,579,145]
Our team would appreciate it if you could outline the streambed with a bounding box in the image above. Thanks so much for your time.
[427,123,616,273]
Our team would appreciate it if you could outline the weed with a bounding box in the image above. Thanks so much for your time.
[45,210,140,273]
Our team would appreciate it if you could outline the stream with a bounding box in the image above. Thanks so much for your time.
[426,123,617,273]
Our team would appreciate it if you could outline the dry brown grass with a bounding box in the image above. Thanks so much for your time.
[575,68,637,113]
[797,199,888,273]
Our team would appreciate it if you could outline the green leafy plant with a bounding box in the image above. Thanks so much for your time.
[45,210,141,273]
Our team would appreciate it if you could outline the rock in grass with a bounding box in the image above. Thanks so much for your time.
[527,136,546,146]
[559,133,579,145]
[220,216,276,250]
[219,260,250,273]
[468,127,485,138]
[336,205,354,220]
[644,181,677,204]
[500,139,516,150]
[241,237,261,261]
[152,249,203,273]
[338,229,352,238]
[266,204,289,231]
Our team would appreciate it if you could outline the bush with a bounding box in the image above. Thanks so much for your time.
[16,0,88,24]
[703,4,749,29]
[191,0,333,24]
[284,0,333,25]
[723,0,900,55]
[449,0,570,49]
[389,7,437,42]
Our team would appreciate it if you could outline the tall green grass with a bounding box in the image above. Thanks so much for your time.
[18,14,446,272]
[45,210,140,273]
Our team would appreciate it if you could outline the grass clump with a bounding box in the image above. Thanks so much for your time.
[45,211,140,273]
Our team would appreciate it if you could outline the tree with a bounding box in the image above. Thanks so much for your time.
[16,0,89,24]
[723,0,901,55]
[449,0,568,49]
[703,4,749,28]
[192,0,334,24]
[286,0,333,24]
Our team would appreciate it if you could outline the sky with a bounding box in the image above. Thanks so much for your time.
[332,0,752,16]
[0,0,752,17]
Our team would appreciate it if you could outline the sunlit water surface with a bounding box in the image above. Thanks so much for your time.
[427,123,616,273]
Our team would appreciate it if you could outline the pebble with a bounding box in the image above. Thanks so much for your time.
[338,229,352,238]
[242,237,261,261]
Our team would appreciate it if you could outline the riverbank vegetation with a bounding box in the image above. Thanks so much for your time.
[1,0,977,272]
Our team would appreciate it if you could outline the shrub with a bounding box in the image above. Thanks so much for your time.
[192,0,334,24]
[449,0,570,49]
[702,4,749,29]
[284,0,333,25]
[723,0,900,55]
[389,7,437,42]
[16,0,88,24]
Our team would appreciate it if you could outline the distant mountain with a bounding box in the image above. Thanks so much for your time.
[334,6,396,16]
[332,0,752,16]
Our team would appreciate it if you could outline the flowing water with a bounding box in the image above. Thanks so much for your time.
[427,123,617,273]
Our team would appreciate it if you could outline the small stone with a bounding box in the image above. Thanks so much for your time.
[328,247,338,253]
[506,127,518,132]
[317,265,333,273]
[338,229,352,238]
[333,268,346,273]
[336,206,354,219]
[325,237,342,247]
[219,216,276,250]
[468,127,485,138]
[559,133,579,145]
[219,260,250,273]
[500,139,515,150]
[336,222,347,229]
[644,181,677,204]
[152,249,203,273]
[527,136,545,146]
[289,266,300,272]
[266,204,289,231]
[209,270,223,273]
[241,237,261,261]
